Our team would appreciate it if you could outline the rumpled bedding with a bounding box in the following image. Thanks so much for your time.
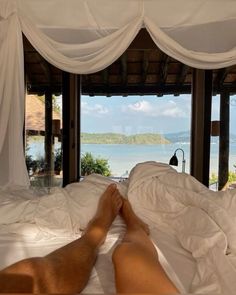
[0,161,236,294]
[127,161,236,294]
[0,174,127,239]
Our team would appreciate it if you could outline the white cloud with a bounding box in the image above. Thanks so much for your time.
[126,100,152,113]
[123,99,188,118]
[81,101,109,115]
[161,100,186,118]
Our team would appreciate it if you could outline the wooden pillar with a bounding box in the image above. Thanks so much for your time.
[62,72,81,186]
[218,91,230,190]
[191,69,213,187]
[44,88,53,187]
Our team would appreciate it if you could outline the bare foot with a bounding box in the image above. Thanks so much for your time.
[85,184,123,245]
[120,198,150,235]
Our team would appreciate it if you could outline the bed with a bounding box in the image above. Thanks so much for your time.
[1,161,236,294]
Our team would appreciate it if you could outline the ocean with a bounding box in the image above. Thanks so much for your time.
[27,140,236,177]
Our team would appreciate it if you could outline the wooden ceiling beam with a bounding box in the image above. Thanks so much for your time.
[82,84,191,96]
[128,28,157,50]
[24,35,52,89]
[102,68,109,86]
[160,54,170,84]
[39,59,52,84]
[174,64,189,96]
[177,64,189,85]
[157,53,170,96]
[27,85,61,95]
[142,51,149,84]
[28,83,236,97]
[121,53,127,87]
[215,67,231,90]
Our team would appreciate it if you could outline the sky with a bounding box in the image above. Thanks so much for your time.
[80,94,236,135]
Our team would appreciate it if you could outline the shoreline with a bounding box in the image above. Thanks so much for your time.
[27,141,236,177]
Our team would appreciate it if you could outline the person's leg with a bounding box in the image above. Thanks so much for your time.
[112,199,179,294]
[0,183,122,294]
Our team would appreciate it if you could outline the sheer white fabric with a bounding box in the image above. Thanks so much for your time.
[0,1,29,187]
[1,0,236,186]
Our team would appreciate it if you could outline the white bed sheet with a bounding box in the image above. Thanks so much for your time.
[1,163,235,294]
[0,222,190,293]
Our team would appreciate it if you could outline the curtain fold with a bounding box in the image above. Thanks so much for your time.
[144,17,236,69]
[1,0,236,187]
[0,1,29,187]
[17,0,236,71]
[20,14,143,74]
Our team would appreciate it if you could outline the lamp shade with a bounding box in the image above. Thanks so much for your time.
[169,154,178,166]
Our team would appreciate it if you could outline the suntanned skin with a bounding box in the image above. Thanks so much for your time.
[0,183,122,293]
[113,198,180,294]
[0,184,179,294]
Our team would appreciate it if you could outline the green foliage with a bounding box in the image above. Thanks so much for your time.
[25,154,35,175]
[26,155,45,175]
[54,147,62,173]
[25,145,62,176]
[209,172,218,184]
[228,171,236,183]
[81,133,170,144]
[52,95,61,113]
[81,152,111,177]
[209,171,236,184]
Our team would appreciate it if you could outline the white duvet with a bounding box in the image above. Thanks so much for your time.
[127,162,236,294]
[1,161,236,294]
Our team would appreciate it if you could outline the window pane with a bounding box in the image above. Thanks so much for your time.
[81,94,191,179]
[25,94,63,188]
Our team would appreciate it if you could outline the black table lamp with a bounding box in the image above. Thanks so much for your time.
[169,148,186,173]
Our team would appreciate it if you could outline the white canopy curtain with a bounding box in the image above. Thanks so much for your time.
[1,0,236,187]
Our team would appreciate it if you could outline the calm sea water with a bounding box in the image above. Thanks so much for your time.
[28,141,236,177]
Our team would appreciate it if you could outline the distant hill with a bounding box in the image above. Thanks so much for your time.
[165,131,236,144]
[81,131,236,145]
[81,133,170,144]
[164,131,190,143]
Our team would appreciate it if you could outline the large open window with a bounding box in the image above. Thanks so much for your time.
[81,94,191,179]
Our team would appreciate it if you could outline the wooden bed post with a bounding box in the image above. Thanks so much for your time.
[62,72,81,187]
[218,91,230,190]
[45,87,53,187]
[191,69,213,187]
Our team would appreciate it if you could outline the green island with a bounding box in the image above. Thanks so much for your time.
[81,133,171,144]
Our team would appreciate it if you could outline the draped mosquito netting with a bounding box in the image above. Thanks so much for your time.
[1,0,236,187]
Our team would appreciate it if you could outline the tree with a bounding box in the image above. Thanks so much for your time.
[81,152,111,177]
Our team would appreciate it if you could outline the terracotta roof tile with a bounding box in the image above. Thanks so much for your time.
[25,95,61,131]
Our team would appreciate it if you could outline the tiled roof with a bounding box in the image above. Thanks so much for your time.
[25,95,61,131]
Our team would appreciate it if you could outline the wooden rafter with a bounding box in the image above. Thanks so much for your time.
[160,54,170,85]
[83,84,191,96]
[177,64,189,85]
[174,64,189,96]
[157,53,170,97]
[121,53,127,86]
[142,51,149,84]
[214,67,231,91]
[102,68,109,86]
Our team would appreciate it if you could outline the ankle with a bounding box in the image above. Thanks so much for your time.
[84,223,108,247]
